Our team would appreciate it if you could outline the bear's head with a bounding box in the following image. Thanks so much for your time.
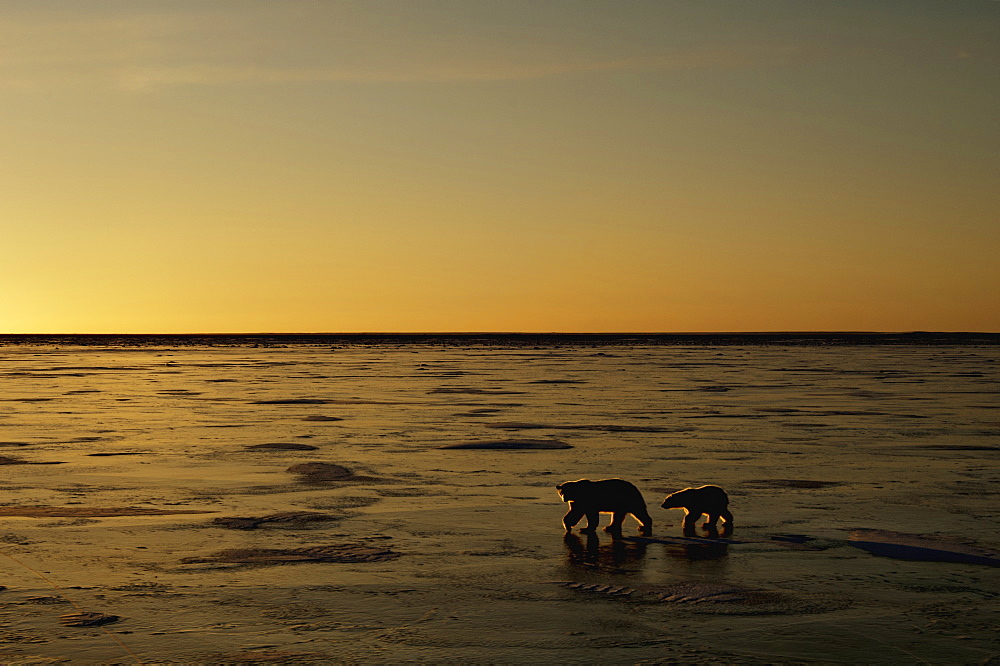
[556,479,591,503]
[660,487,694,509]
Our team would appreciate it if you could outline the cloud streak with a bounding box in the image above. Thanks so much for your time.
[113,50,779,91]
[2,7,993,93]
[0,10,802,92]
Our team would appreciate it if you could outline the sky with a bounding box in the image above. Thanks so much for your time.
[2,0,998,333]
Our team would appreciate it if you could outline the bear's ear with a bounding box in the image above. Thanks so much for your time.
[555,483,565,490]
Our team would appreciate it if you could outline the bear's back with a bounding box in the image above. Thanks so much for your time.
[674,484,728,509]
[576,478,647,511]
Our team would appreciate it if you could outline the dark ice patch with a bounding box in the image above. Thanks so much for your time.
[0,456,66,465]
[849,529,1000,566]
[7,372,89,378]
[180,543,398,565]
[439,439,572,450]
[210,511,342,530]
[554,581,813,613]
[682,413,768,419]
[742,479,842,489]
[0,506,214,517]
[487,422,672,433]
[251,399,330,405]
[60,612,120,627]
[429,387,526,395]
[646,582,783,605]
[324,399,416,405]
[528,379,586,384]
[247,443,319,451]
[453,408,505,417]
[287,462,363,482]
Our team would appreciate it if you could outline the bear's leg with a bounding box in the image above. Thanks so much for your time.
[633,508,653,536]
[702,517,720,539]
[563,505,584,532]
[682,511,700,537]
[719,509,734,537]
[580,511,600,533]
[604,512,626,533]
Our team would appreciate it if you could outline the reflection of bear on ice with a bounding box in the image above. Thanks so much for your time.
[556,478,653,537]
[563,531,648,570]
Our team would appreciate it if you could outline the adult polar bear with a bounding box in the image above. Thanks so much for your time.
[556,478,653,536]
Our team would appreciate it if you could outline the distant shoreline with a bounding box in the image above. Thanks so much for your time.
[2,332,998,347]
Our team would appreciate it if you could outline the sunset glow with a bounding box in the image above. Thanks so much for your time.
[3,1,997,333]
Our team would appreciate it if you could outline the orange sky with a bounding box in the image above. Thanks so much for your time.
[3,1,998,333]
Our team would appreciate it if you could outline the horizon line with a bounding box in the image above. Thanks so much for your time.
[2,331,997,337]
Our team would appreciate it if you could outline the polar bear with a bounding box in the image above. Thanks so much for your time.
[556,478,652,536]
[660,485,733,537]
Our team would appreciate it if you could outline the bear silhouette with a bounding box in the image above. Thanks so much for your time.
[556,478,652,536]
[660,484,733,537]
